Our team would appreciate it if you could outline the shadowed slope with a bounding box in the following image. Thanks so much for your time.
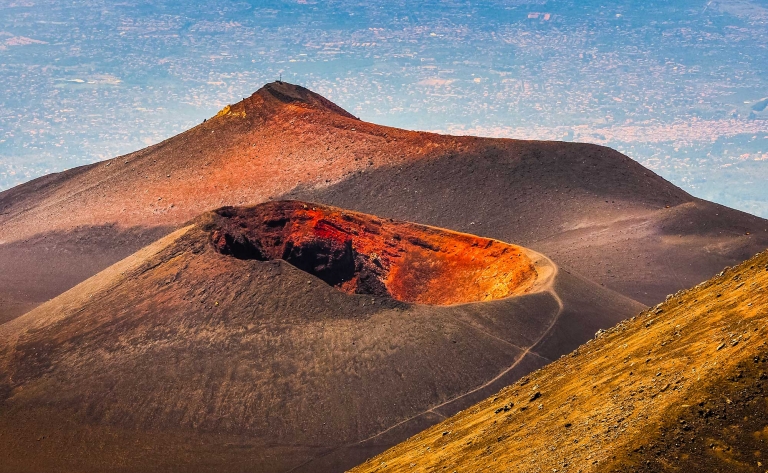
[289,147,768,304]
[0,225,171,323]
[0,202,641,473]
[350,250,768,473]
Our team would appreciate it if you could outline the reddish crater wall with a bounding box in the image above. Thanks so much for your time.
[210,201,538,306]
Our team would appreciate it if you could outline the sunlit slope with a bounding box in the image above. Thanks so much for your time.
[0,81,447,319]
[351,250,768,473]
[0,202,642,473]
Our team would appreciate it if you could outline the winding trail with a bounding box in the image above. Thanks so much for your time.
[284,250,564,473]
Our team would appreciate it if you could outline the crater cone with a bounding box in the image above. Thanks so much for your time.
[209,201,538,305]
[0,201,643,473]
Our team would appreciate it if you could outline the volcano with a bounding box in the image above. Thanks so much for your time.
[1,82,767,322]
[0,201,642,473]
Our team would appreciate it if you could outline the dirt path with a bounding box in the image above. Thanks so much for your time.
[351,250,562,445]
[284,250,563,473]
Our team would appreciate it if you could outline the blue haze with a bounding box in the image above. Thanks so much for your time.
[1,0,767,215]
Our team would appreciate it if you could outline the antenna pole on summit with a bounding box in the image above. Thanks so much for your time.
[279,73,282,83]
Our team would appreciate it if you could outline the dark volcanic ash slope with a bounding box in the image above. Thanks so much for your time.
[1,82,767,320]
[289,144,768,305]
[0,201,642,473]
[351,250,768,473]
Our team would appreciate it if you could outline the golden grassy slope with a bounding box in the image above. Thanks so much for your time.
[351,250,768,473]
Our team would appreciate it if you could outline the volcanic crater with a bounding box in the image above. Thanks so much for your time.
[209,200,538,305]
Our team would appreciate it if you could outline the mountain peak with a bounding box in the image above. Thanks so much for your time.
[249,81,358,119]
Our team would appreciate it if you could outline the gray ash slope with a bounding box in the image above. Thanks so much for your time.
[287,139,768,305]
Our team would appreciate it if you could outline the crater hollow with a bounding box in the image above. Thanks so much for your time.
[210,201,539,305]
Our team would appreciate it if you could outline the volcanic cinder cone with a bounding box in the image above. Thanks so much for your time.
[0,201,642,473]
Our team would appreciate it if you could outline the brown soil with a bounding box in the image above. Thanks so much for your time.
[350,251,768,473]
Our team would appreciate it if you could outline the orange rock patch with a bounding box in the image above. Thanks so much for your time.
[210,201,537,305]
